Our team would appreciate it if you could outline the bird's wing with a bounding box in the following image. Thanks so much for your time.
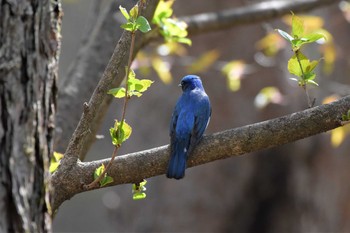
[188,96,211,155]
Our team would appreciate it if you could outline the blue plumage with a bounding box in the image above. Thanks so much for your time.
[167,75,211,179]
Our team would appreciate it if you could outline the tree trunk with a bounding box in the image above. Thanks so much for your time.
[0,0,61,232]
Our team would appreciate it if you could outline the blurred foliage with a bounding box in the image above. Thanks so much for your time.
[187,50,220,73]
[221,60,247,92]
[339,1,350,22]
[254,87,284,109]
[152,0,191,45]
[255,32,286,56]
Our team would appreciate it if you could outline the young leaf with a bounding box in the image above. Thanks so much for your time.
[175,37,192,46]
[276,29,293,42]
[94,164,105,180]
[292,13,304,38]
[130,5,139,20]
[93,164,114,187]
[136,16,151,33]
[127,67,136,80]
[152,0,174,25]
[100,176,114,187]
[287,52,309,78]
[132,180,147,200]
[306,79,319,86]
[136,79,154,92]
[303,32,326,43]
[110,120,132,146]
[119,5,130,20]
[121,22,136,32]
[288,55,302,77]
[108,87,126,98]
[306,60,319,73]
[133,192,147,200]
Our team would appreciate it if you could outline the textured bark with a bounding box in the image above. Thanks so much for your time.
[0,0,61,232]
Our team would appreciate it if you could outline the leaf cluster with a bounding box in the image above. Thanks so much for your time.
[120,5,151,33]
[132,180,147,200]
[109,120,132,147]
[277,13,326,87]
[94,164,114,187]
[108,69,153,98]
[152,0,191,45]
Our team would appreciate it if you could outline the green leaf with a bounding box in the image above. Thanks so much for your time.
[127,69,153,96]
[292,13,304,38]
[126,67,136,80]
[133,192,147,200]
[287,52,310,78]
[174,37,192,45]
[130,5,139,20]
[132,179,147,200]
[110,120,132,146]
[287,55,303,77]
[100,176,114,187]
[93,164,114,187]
[121,22,136,32]
[119,5,130,20]
[108,87,126,98]
[303,32,326,43]
[152,0,174,24]
[136,16,151,33]
[276,29,293,42]
[304,72,316,81]
[94,164,105,180]
[306,60,319,73]
[306,79,319,86]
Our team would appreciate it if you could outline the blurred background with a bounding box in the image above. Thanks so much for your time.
[54,0,350,232]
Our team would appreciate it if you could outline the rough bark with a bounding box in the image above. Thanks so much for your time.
[0,0,61,232]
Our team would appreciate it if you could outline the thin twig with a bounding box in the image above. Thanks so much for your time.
[295,50,314,108]
[84,2,141,189]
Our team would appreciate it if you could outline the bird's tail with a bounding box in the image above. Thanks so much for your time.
[166,142,187,180]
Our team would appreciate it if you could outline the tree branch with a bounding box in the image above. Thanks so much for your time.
[183,0,339,35]
[51,95,350,211]
[55,0,137,154]
[59,0,160,162]
[55,0,339,160]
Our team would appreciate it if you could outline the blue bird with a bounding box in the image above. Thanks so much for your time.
[167,75,211,179]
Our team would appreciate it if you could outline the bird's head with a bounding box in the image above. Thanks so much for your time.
[179,75,204,92]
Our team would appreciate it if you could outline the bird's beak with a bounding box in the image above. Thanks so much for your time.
[178,83,182,87]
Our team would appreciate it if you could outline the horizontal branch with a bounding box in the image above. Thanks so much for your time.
[183,0,339,35]
[51,95,350,211]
